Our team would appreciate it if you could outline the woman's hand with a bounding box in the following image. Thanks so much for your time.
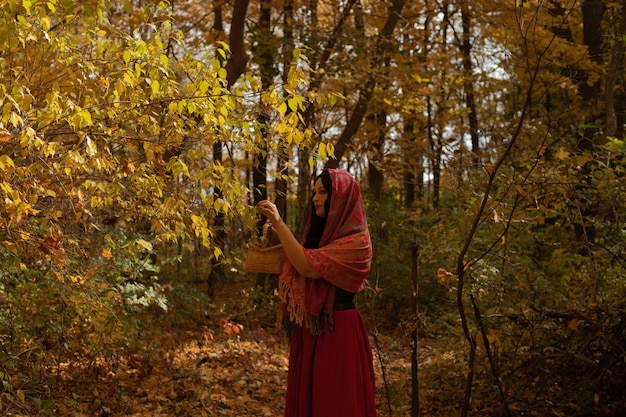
[255,199,320,278]
[257,200,281,225]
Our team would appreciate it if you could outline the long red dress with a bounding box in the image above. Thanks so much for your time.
[284,309,377,417]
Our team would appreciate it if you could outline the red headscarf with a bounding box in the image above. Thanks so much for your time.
[279,169,373,334]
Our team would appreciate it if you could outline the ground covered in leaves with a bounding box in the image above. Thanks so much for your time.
[5,278,622,417]
[61,326,424,417]
[3,280,446,417]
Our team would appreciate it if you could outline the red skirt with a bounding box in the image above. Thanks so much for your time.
[284,310,377,417]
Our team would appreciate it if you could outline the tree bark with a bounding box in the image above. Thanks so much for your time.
[410,242,420,417]
[207,0,245,297]
[225,0,250,87]
[403,118,417,208]
[276,0,293,221]
[603,0,626,138]
[253,0,272,210]
[367,110,387,201]
[460,0,480,164]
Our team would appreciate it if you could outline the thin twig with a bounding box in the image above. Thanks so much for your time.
[373,329,393,417]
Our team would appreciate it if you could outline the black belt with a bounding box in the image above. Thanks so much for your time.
[333,301,355,311]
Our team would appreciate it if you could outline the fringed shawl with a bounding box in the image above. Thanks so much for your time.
[279,169,373,334]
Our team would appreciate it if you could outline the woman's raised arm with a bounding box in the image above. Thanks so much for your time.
[256,200,321,278]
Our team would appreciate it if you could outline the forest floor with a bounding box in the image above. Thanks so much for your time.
[61,321,423,417]
[4,279,461,417]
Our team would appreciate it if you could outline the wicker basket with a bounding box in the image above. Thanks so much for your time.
[244,243,285,274]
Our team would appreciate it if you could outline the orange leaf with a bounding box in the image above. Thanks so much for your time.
[0,130,12,142]
[436,268,454,284]
[568,318,583,331]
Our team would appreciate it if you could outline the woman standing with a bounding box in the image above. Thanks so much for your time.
[257,168,377,417]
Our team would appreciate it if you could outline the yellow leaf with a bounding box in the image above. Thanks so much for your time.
[0,155,15,171]
[102,248,112,260]
[151,79,160,95]
[40,16,51,31]
[0,181,15,195]
[80,109,92,126]
[17,389,25,402]
[288,96,301,112]
[326,143,335,158]
[319,143,327,160]
[555,147,570,160]
[69,275,84,284]
[135,239,153,252]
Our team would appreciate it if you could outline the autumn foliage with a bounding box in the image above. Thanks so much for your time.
[1,0,626,416]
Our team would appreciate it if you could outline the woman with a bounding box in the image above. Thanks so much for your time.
[258,168,377,417]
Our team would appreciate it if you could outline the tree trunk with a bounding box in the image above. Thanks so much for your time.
[404,122,416,210]
[276,0,294,222]
[460,0,480,164]
[225,0,250,87]
[367,110,387,201]
[207,0,250,297]
[603,0,626,138]
[426,97,441,209]
[410,242,420,417]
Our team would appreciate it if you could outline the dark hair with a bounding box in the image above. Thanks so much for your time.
[304,170,332,249]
